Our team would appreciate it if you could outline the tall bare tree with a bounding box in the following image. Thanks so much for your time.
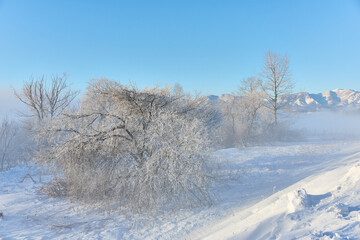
[14,74,78,121]
[262,50,294,125]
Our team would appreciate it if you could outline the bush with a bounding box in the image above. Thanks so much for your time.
[38,79,216,211]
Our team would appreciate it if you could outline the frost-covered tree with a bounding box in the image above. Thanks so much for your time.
[219,94,242,146]
[262,50,294,125]
[0,118,17,171]
[14,74,78,121]
[237,77,267,143]
[220,77,270,147]
[13,74,78,168]
[0,118,31,171]
[38,79,216,211]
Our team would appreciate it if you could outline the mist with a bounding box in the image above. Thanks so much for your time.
[0,87,24,119]
[291,110,360,140]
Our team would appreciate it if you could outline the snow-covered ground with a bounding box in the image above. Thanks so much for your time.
[1,140,360,239]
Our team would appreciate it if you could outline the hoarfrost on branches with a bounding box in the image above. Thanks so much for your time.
[38,79,216,211]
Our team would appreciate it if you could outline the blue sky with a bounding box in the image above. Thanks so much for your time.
[0,0,360,107]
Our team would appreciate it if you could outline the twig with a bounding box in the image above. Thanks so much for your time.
[47,207,75,218]
[19,173,36,183]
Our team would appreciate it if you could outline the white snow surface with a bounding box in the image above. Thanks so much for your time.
[2,140,360,239]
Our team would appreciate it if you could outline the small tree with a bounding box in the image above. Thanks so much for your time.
[0,118,26,171]
[14,74,78,121]
[13,74,78,171]
[220,77,268,147]
[237,77,265,138]
[219,94,241,146]
[262,50,294,125]
[38,79,216,211]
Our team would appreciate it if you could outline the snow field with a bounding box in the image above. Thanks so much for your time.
[1,140,360,239]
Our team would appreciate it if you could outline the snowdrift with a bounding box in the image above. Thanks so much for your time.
[192,147,360,239]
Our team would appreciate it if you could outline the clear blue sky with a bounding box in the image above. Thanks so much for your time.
[0,0,360,103]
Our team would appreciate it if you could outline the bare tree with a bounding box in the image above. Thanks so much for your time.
[14,74,78,121]
[262,50,294,125]
[238,77,263,96]
[237,77,266,142]
[173,82,185,97]
[37,79,216,211]
[220,77,268,147]
[0,118,18,171]
[219,95,239,146]
[46,75,78,118]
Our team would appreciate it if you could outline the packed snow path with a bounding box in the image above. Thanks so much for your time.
[1,141,360,239]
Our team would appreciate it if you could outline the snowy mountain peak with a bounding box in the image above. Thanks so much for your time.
[284,89,360,112]
[209,89,360,112]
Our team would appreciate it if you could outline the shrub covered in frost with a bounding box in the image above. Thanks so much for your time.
[38,79,216,211]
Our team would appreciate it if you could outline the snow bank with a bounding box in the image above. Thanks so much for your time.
[192,147,360,240]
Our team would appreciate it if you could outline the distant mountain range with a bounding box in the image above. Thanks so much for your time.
[283,89,360,112]
[209,89,360,112]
